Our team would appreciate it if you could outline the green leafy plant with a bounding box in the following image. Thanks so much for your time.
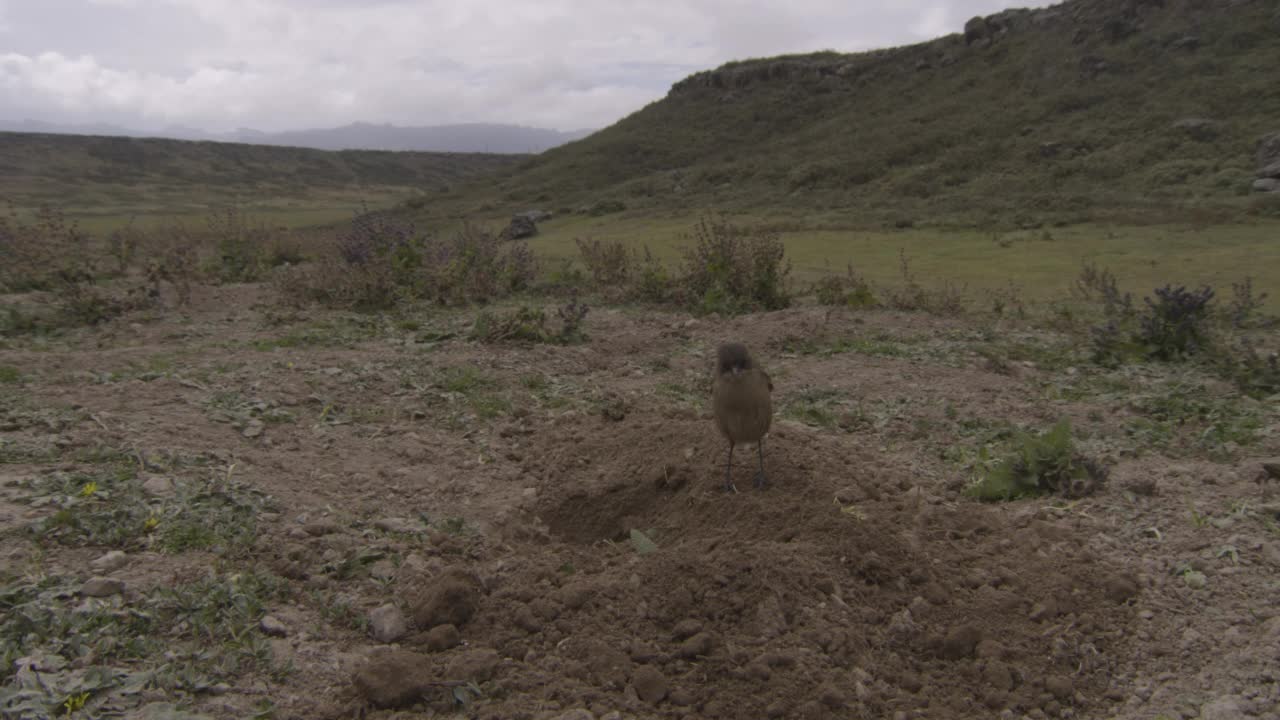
[966,419,1108,501]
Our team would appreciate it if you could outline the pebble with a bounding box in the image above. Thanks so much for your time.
[90,550,129,573]
[80,577,125,597]
[259,615,289,637]
[369,604,408,643]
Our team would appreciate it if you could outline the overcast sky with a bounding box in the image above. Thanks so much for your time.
[0,0,1046,133]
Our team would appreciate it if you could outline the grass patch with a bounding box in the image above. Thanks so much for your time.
[23,468,271,556]
[1,569,289,717]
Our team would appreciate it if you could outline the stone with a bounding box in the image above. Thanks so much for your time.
[242,419,265,438]
[424,623,461,652]
[1254,178,1279,193]
[1045,675,1073,701]
[445,648,500,682]
[939,624,983,660]
[80,577,125,597]
[141,475,175,497]
[411,569,481,629]
[632,665,668,704]
[90,550,129,573]
[1200,696,1244,720]
[1171,118,1218,141]
[259,615,288,637]
[675,632,712,659]
[352,650,433,708]
[499,215,538,241]
[1103,573,1140,603]
[369,604,408,643]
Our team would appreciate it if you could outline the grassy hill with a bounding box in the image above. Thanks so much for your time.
[0,132,521,228]
[433,0,1280,228]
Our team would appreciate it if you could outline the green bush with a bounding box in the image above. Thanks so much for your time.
[966,419,1108,501]
[680,215,791,315]
[814,263,876,308]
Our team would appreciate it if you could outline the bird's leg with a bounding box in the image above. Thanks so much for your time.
[753,438,768,489]
[724,442,737,493]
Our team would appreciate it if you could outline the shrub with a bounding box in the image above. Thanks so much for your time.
[469,293,589,344]
[278,213,535,310]
[1136,285,1215,361]
[966,419,1108,501]
[0,206,89,293]
[575,237,632,286]
[1225,277,1270,329]
[883,250,965,315]
[206,206,276,283]
[680,215,791,315]
[814,263,876,308]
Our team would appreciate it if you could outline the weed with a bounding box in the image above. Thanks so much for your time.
[814,263,877,308]
[1138,285,1215,361]
[679,215,791,315]
[207,205,275,283]
[883,250,966,315]
[0,366,19,384]
[1225,277,1270,328]
[966,419,1108,501]
[575,237,632,286]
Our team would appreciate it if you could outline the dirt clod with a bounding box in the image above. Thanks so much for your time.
[1103,573,1140,603]
[1045,675,1074,702]
[939,624,983,660]
[675,632,713,659]
[422,623,461,652]
[632,665,669,704]
[352,650,433,708]
[445,648,501,682]
[411,569,481,629]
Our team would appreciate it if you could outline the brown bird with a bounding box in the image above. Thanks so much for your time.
[712,342,773,492]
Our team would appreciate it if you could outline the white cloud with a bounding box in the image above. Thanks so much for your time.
[0,0,1046,132]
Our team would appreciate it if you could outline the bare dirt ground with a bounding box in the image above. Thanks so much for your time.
[2,284,1278,720]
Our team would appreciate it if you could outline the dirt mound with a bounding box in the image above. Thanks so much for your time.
[378,411,1138,718]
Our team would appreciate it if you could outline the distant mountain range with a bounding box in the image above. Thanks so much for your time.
[0,119,595,154]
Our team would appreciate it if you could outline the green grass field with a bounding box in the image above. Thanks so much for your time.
[519,213,1280,309]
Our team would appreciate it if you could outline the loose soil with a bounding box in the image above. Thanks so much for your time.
[1,285,1278,720]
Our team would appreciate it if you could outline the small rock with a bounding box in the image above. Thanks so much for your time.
[632,665,668,704]
[259,615,288,637]
[1183,571,1208,589]
[141,475,175,497]
[675,632,712,659]
[80,577,125,597]
[90,550,129,573]
[242,419,265,438]
[411,569,481,629]
[1254,178,1280,193]
[424,623,461,652]
[445,648,501,682]
[302,520,339,536]
[1103,573,1140,603]
[1045,675,1073,701]
[671,619,703,640]
[939,624,983,660]
[1200,696,1243,720]
[352,650,433,708]
[818,684,847,709]
[369,604,408,643]
[373,518,422,534]
[670,688,696,707]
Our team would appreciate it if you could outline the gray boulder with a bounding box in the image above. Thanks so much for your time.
[499,214,538,241]
[1258,132,1280,178]
[1253,178,1279,193]
[1172,118,1219,141]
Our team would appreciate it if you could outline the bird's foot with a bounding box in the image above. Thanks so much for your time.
[753,471,768,489]
[724,478,739,494]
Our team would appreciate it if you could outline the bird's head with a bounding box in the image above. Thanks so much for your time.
[716,342,753,376]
